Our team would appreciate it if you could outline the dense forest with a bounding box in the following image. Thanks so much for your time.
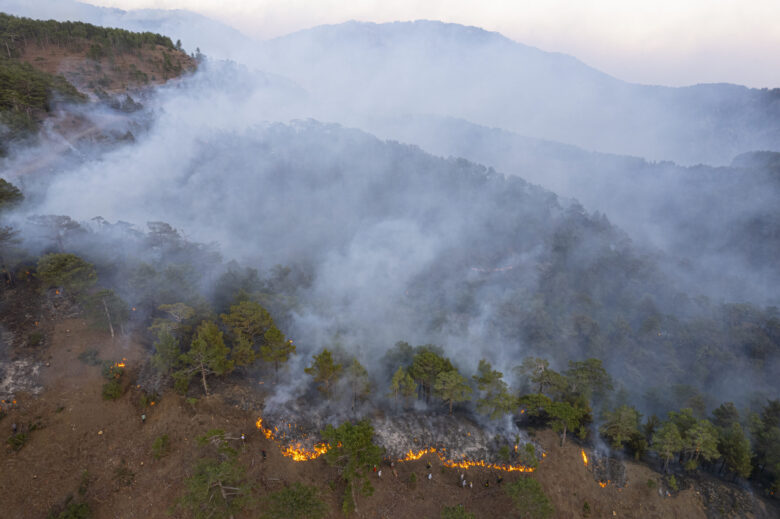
[0,12,185,154]
[2,119,778,498]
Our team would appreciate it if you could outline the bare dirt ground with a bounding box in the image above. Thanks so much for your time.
[0,310,772,518]
[21,42,195,95]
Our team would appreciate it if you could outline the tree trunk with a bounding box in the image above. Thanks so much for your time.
[274,361,279,383]
[351,481,358,514]
[217,482,235,519]
[102,297,115,338]
[449,399,453,415]
[561,424,567,447]
[200,362,210,396]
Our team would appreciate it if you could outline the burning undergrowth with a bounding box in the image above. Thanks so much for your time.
[582,448,628,488]
[258,401,541,471]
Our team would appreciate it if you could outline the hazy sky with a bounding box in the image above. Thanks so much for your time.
[84,1,780,87]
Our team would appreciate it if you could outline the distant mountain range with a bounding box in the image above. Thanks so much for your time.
[256,20,780,165]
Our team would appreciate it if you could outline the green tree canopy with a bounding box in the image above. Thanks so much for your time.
[653,421,684,472]
[304,349,343,397]
[321,420,385,515]
[389,366,416,406]
[347,358,371,411]
[473,359,515,419]
[174,320,233,396]
[409,348,454,402]
[434,369,472,415]
[36,253,96,296]
[600,405,642,450]
[0,178,23,211]
[259,324,295,379]
[718,422,752,479]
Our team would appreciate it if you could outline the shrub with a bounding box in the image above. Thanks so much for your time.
[7,432,28,451]
[102,379,122,400]
[152,434,170,459]
[504,477,553,519]
[261,482,326,519]
[27,331,44,346]
[441,504,475,519]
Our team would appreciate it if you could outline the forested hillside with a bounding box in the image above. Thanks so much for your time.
[0,12,195,154]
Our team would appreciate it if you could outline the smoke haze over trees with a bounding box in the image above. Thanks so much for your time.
[1,4,779,506]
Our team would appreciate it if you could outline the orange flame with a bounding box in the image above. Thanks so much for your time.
[256,416,536,471]
[581,449,588,467]
[281,442,329,461]
[599,481,609,488]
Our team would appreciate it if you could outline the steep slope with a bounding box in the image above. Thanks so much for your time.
[16,114,779,412]
[0,0,257,62]
[257,20,780,165]
[361,114,780,305]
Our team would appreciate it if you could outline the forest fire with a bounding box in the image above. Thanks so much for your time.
[599,481,609,488]
[582,449,589,467]
[257,416,537,471]
[282,442,329,461]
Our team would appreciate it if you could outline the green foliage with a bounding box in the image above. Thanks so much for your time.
[653,422,684,471]
[564,358,613,402]
[473,359,515,419]
[260,482,326,519]
[47,498,91,519]
[0,12,176,59]
[321,420,385,513]
[259,324,295,376]
[389,366,416,405]
[101,379,122,400]
[304,349,343,397]
[347,358,371,409]
[27,330,44,346]
[152,434,170,460]
[434,369,472,415]
[0,178,23,211]
[750,399,780,485]
[712,402,740,430]
[667,475,678,492]
[441,504,475,519]
[220,300,273,343]
[546,400,587,446]
[409,347,454,402]
[149,302,196,338]
[113,463,135,486]
[174,320,233,396]
[0,58,85,148]
[36,253,97,296]
[600,405,642,450]
[519,443,539,468]
[179,430,252,519]
[82,289,129,335]
[515,357,565,396]
[504,477,554,519]
[151,330,180,375]
[6,431,28,451]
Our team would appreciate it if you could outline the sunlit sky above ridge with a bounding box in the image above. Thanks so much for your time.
[86,0,780,88]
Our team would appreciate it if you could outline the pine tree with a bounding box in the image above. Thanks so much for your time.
[304,349,343,397]
[175,321,233,396]
[434,370,472,415]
